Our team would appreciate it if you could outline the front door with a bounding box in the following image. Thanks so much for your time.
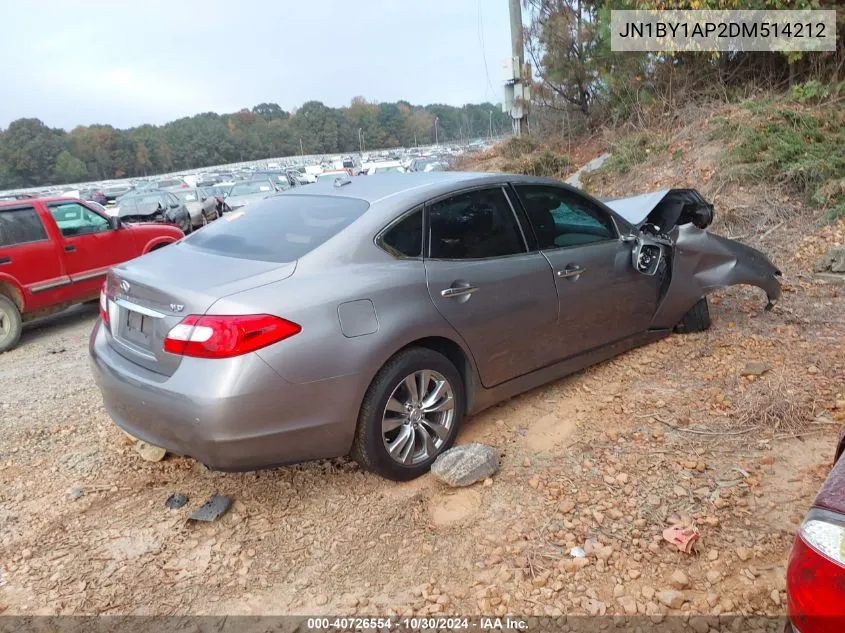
[512,184,661,359]
[424,186,559,388]
[47,201,133,300]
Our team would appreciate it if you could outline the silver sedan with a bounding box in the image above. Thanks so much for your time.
[89,172,781,480]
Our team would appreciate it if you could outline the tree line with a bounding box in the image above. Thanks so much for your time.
[0,98,511,189]
[525,0,844,136]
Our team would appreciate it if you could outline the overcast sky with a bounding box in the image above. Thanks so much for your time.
[1,0,512,131]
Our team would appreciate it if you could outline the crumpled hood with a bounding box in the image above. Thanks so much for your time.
[606,190,672,224]
[606,189,714,231]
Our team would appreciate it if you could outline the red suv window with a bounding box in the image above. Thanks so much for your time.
[0,206,48,247]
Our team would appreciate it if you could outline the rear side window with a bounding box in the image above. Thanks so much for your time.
[184,194,369,263]
[0,207,48,247]
[380,208,422,258]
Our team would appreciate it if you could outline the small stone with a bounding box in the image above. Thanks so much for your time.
[21,549,32,560]
[641,586,655,600]
[482,477,493,487]
[706,570,721,583]
[66,487,84,501]
[736,546,752,562]
[721,598,735,612]
[615,473,629,484]
[315,595,329,606]
[430,443,498,487]
[807,365,820,375]
[134,440,166,462]
[559,500,575,514]
[741,362,771,377]
[522,457,532,467]
[618,595,638,615]
[770,589,780,606]
[669,570,689,589]
[629,569,641,580]
[707,549,719,562]
[657,590,685,609]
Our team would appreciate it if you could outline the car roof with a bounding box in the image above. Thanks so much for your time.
[0,196,88,208]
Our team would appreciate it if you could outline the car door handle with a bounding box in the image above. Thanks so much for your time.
[64,245,76,253]
[0,256,11,265]
[557,264,585,279]
[441,285,478,298]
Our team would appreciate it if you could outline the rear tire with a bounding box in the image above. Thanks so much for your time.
[352,347,464,481]
[0,295,22,353]
[676,297,711,333]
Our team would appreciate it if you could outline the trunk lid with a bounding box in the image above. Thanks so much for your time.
[105,243,296,375]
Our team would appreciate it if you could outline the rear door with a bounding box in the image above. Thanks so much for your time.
[512,184,661,359]
[0,203,68,311]
[47,201,135,300]
[424,186,559,388]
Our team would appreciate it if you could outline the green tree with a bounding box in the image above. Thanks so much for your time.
[53,150,88,183]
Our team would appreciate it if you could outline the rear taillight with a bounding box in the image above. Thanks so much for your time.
[99,282,109,324]
[163,314,300,358]
[787,509,845,632]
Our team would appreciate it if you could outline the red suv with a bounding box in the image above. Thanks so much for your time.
[0,197,183,352]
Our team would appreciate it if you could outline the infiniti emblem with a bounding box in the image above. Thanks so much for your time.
[120,280,130,293]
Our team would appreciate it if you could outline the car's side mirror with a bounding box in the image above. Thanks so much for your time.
[631,234,666,276]
[109,216,121,230]
[170,203,180,209]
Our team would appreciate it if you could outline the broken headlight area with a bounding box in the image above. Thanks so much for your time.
[121,211,167,225]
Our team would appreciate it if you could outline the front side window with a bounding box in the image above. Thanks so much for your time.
[427,188,525,260]
[380,208,422,258]
[514,185,616,249]
[48,203,109,237]
[0,207,48,246]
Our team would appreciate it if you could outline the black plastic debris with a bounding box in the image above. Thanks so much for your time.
[164,493,188,509]
[48,347,66,354]
[188,495,231,522]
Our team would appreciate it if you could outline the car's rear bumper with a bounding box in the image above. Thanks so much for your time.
[89,320,358,471]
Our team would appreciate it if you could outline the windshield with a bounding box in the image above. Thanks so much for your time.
[183,195,369,263]
[317,172,345,182]
[118,194,165,215]
[374,166,403,174]
[229,181,273,196]
[175,190,199,202]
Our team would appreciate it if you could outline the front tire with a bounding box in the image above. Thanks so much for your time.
[352,347,464,481]
[0,295,23,353]
[676,296,711,333]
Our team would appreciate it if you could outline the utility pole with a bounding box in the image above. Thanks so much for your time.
[300,138,304,157]
[508,0,528,136]
[489,110,493,141]
[358,127,363,153]
[434,116,439,146]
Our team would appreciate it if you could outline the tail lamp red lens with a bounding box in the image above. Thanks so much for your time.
[99,282,109,324]
[164,314,300,358]
[786,508,845,632]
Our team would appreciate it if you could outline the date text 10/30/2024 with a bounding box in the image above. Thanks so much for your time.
[306,617,529,630]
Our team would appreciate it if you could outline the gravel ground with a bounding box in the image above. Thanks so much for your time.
[0,224,843,619]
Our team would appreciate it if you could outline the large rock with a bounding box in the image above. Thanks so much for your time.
[815,246,845,273]
[430,443,498,487]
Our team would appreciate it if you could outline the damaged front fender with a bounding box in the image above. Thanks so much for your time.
[650,225,782,330]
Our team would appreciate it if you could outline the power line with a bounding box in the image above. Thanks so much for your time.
[477,0,497,102]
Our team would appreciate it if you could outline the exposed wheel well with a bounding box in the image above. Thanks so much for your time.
[147,241,171,253]
[397,336,476,414]
[0,281,23,311]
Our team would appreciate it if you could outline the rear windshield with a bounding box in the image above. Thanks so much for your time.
[183,194,369,263]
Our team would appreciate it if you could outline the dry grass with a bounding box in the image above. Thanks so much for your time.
[735,369,817,437]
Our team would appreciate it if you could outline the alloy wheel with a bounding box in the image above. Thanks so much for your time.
[381,370,455,465]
